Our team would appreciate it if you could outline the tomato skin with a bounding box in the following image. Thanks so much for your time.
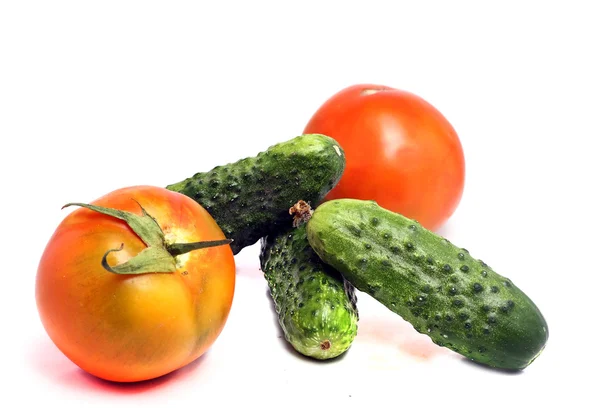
[35,185,235,382]
[304,84,465,231]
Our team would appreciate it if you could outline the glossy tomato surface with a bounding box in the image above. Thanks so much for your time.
[304,84,465,231]
[35,185,236,382]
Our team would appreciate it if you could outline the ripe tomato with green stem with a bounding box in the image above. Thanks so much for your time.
[36,185,236,383]
[304,84,465,231]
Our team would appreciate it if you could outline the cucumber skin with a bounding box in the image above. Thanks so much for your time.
[166,134,345,254]
[306,199,548,370]
[260,224,359,360]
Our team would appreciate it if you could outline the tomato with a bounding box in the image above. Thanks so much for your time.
[304,84,465,231]
[35,185,236,382]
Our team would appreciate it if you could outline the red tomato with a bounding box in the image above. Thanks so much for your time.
[35,185,235,382]
[304,84,465,231]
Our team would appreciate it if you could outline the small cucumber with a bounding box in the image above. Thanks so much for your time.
[260,223,359,359]
[166,134,345,254]
[302,198,548,370]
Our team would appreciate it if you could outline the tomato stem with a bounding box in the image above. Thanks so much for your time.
[101,244,179,274]
[63,201,232,275]
[167,239,233,257]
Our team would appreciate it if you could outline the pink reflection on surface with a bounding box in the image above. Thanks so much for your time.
[357,316,451,361]
[30,337,208,395]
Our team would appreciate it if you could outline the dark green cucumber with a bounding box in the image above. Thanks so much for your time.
[303,198,548,370]
[166,134,345,254]
[260,224,359,359]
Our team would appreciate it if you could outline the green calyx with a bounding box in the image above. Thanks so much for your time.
[62,201,232,275]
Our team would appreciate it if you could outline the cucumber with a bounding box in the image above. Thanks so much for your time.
[260,223,359,359]
[166,134,345,254]
[301,198,548,370]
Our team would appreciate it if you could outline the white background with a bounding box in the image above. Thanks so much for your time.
[1,1,598,416]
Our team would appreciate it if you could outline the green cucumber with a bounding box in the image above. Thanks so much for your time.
[301,198,548,370]
[260,223,358,359]
[166,134,345,254]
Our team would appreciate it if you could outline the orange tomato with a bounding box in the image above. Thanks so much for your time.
[35,185,235,382]
[304,84,465,231]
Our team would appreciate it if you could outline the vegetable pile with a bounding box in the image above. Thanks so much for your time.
[35,84,548,383]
